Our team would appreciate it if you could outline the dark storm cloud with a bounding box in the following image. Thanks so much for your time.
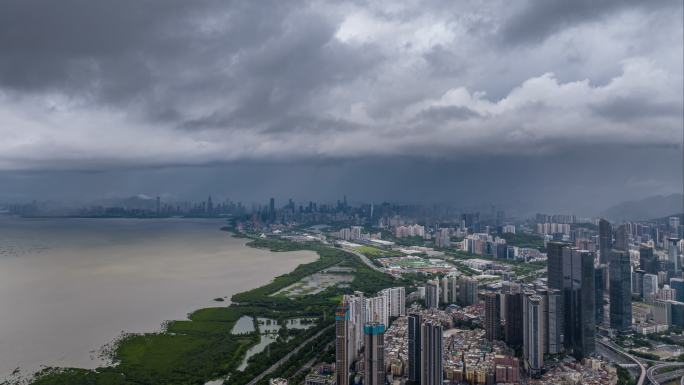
[592,96,684,123]
[0,0,204,92]
[499,0,681,45]
[0,0,680,207]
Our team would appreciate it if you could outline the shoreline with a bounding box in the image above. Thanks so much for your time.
[23,225,398,385]
[1,222,317,385]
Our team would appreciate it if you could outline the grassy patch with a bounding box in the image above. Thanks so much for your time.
[30,235,401,385]
[353,245,402,258]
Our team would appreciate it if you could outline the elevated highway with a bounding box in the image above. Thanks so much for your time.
[646,363,684,385]
[597,340,646,385]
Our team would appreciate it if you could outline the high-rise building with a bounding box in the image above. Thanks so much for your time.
[381,287,406,317]
[546,242,566,343]
[563,247,596,359]
[350,226,363,240]
[343,291,365,362]
[425,280,439,309]
[457,277,478,306]
[671,278,684,302]
[335,304,349,385]
[614,224,629,252]
[485,292,501,341]
[441,276,450,304]
[523,293,544,377]
[669,238,681,279]
[449,275,459,304]
[420,321,443,385]
[363,322,385,385]
[660,285,677,301]
[595,264,606,325]
[632,270,645,297]
[207,195,214,214]
[547,242,566,291]
[672,301,684,327]
[546,289,563,354]
[654,299,672,324]
[609,250,632,333]
[643,274,659,301]
[653,300,672,325]
[365,295,388,327]
[505,292,523,348]
[599,219,612,264]
[268,197,276,223]
[407,313,422,384]
[640,246,659,275]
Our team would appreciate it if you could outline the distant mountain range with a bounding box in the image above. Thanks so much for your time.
[600,193,683,222]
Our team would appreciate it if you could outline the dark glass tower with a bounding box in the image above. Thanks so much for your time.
[563,247,596,359]
[640,246,658,275]
[609,250,632,332]
[595,264,606,325]
[485,292,501,341]
[505,292,523,348]
[547,242,566,291]
[420,321,443,385]
[599,219,612,264]
[546,242,566,348]
[407,313,422,384]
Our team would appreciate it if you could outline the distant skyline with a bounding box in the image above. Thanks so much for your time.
[0,1,682,214]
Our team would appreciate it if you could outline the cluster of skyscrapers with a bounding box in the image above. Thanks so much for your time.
[482,220,655,378]
[331,215,683,384]
[336,287,406,385]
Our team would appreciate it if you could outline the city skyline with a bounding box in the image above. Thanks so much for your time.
[1,1,684,384]
[0,1,681,214]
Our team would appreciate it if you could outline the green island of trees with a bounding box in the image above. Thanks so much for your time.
[25,233,401,385]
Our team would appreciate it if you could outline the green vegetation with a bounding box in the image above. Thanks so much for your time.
[445,249,546,278]
[353,245,402,258]
[394,236,426,247]
[30,307,257,385]
[499,232,545,250]
[30,233,399,385]
[630,334,653,348]
[30,369,126,385]
[616,365,636,385]
[628,349,660,360]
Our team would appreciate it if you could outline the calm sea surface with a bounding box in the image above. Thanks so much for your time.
[0,217,317,379]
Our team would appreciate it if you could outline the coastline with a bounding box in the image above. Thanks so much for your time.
[22,225,399,385]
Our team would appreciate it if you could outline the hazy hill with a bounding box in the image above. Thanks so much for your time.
[600,193,683,222]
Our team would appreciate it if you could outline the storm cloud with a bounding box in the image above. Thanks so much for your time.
[0,0,681,212]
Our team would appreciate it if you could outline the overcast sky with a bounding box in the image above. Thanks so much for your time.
[0,0,682,214]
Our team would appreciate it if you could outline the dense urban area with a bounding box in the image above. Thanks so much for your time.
[8,195,684,385]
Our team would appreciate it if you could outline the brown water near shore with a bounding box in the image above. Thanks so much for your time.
[0,217,316,379]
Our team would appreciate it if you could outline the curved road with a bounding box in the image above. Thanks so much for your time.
[597,340,646,385]
[341,247,390,275]
[646,363,684,385]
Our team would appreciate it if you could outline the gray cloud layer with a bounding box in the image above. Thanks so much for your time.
[0,0,681,171]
